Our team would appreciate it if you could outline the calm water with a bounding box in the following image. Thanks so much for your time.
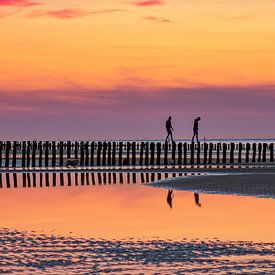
[0,172,274,274]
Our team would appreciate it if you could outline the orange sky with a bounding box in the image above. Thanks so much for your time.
[1,0,275,90]
[0,0,275,139]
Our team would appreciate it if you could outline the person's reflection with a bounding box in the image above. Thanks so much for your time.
[194,193,201,207]
[167,189,174,209]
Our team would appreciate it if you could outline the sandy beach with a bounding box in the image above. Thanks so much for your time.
[149,167,275,198]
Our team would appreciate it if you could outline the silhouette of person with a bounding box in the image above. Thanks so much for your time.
[194,193,201,207]
[167,189,174,209]
[192,117,201,143]
[165,116,174,143]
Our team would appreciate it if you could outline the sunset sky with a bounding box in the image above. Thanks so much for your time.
[0,0,275,140]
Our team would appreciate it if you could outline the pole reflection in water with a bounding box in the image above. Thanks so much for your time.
[0,171,183,189]
[194,193,202,207]
[167,189,174,209]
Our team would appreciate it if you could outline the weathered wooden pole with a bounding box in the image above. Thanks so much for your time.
[245,143,250,163]
[222,143,227,164]
[0,174,2,188]
[132,142,136,166]
[164,142,168,165]
[190,143,195,165]
[32,173,36,188]
[238,143,242,163]
[229,142,235,164]
[262,143,267,163]
[80,141,85,166]
[67,173,71,186]
[112,142,116,166]
[171,142,176,165]
[139,142,144,166]
[156,142,161,165]
[52,172,56,187]
[118,142,123,166]
[45,141,49,167]
[75,173,78,186]
[203,143,208,165]
[183,142,187,165]
[26,141,31,167]
[107,142,111,166]
[150,142,155,165]
[37,141,41,167]
[74,141,79,160]
[208,143,213,164]
[51,141,56,167]
[85,142,89,166]
[112,172,116,184]
[216,143,221,164]
[23,173,27,188]
[27,173,31,188]
[102,142,107,166]
[45,173,49,187]
[39,173,43,187]
[13,173,17,188]
[90,142,95,166]
[59,141,64,167]
[6,173,10,188]
[0,141,3,168]
[5,141,11,168]
[12,141,17,168]
[81,173,85,185]
[125,142,130,165]
[92,173,96,185]
[32,141,37,167]
[258,143,262,163]
[60,173,64,186]
[145,142,149,165]
[270,143,274,162]
[67,141,71,160]
[252,143,257,163]
[178,143,182,165]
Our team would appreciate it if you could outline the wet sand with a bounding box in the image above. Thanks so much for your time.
[149,168,275,198]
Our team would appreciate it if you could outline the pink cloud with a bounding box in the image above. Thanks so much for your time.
[133,0,164,6]
[0,0,39,7]
[143,16,173,23]
[27,8,125,19]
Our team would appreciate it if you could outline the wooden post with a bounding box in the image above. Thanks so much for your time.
[6,173,10,188]
[183,142,187,165]
[52,141,56,167]
[119,172,123,184]
[178,143,182,165]
[45,173,49,187]
[12,141,17,168]
[80,141,85,166]
[190,143,195,165]
[45,141,49,167]
[0,141,2,168]
[150,142,155,165]
[74,141,79,160]
[52,173,56,187]
[59,141,64,167]
[32,141,37,167]
[23,173,27,188]
[67,141,71,160]
[203,143,208,165]
[67,173,71,186]
[156,142,161,165]
[0,174,2,188]
[171,142,176,165]
[107,142,112,166]
[102,142,107,166]
[209,143,213,164]
[97,142,102,166]
[90,142,95,166]
[27,173,31,187]
[60,173,64,186]
[139,142,144,166]
[262,143,267,162]
[118,142,123,166]
[126,142,130,165]
[112,172,116,184]
[140,173,145,183]
[238,143,242,163]
[81,173,85,185]
[91,173,96,185]
[258,143,262,163]
[5,141,11,168]
[132,142,136,166]
[75,173,78,186]
[86,172,90,185]
[38,141,42,167]
[26,141,31,167]
[229,142,235,164]
[222,143,227,164]
[270,143,274,162]
[145,142,149,165]
[164,142,168,165]
[112,142,116,166]
[245,143,250,163]
[252,143,257,163]
[85,142,89,166]
[216,143,221,164]
[39,173,43,187]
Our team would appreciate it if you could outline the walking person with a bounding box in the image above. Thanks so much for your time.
[165,116,174,143]
[192,117,201,143]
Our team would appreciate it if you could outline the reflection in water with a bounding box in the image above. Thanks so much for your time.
[0,172,183,188]
[167,189,174,209]
[194,193,202,207]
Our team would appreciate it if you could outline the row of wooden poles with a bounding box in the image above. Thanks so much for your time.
[0,172,184,188]
[0,141,274,168]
